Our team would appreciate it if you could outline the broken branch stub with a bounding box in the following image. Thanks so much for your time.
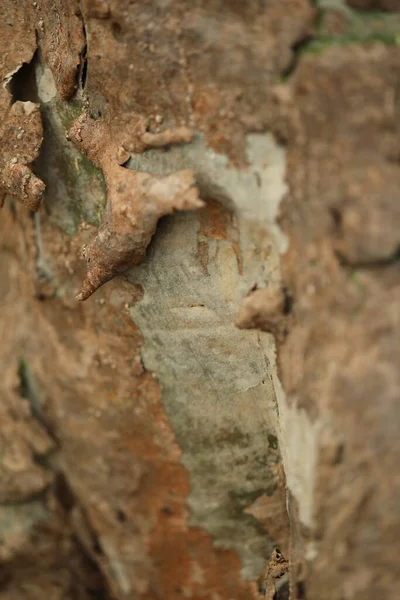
[68,112,203,300]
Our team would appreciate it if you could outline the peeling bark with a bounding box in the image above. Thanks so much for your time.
[1,1,400,599]
[68,111,203,300]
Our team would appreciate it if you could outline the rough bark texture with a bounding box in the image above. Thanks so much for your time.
[270,43,400,599]
[1,1,399,599]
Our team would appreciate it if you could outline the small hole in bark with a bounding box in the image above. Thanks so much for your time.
[111,21,123,39]
[162,505,173,515]
[330,207,342,229]
[116,509,127,522]
[332,443,345,465]
[93,539,103,554]
[54,472,75,511]
[282,286,293,315]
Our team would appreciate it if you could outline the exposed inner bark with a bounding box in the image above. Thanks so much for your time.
[1,1,399,599]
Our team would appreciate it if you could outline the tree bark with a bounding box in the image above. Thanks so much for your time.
[1,1,399,599]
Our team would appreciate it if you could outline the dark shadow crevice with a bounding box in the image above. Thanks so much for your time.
[6,51,40,103]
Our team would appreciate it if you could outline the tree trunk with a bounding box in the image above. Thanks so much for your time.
[1,1,399,599]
